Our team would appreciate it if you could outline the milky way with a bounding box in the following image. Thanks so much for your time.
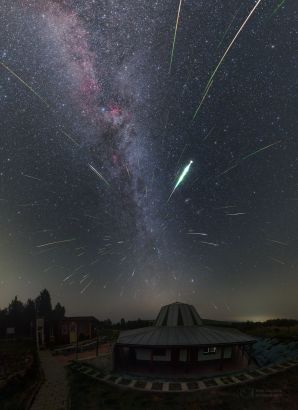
[0,0,297,321]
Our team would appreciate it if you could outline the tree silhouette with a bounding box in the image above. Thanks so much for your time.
[7,296,24,325]
[52,302,66,319]
[23,298,36,328]
[35,289,52,318]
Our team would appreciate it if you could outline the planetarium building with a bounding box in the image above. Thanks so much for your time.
[114,302,257,378]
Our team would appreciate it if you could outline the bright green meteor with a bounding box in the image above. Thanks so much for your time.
[167,160,193,202]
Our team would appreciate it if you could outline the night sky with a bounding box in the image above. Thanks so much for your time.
[0,0,297,323]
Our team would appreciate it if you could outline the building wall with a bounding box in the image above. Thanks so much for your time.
[180,349,187,361]
[154,349,171,362]
[198,346,232,361]
[135,346,233,362]
[135,348,172,361]
[78,321,89,338]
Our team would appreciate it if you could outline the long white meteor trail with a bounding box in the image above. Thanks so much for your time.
[168,160,193,202]
[187,233,207,235]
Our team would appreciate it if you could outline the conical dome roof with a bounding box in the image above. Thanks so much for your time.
[153,302,203,326]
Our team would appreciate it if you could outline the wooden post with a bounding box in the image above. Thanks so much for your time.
[220,346,225,370]
[248,344,252,366]
[120,346,124,369]
[242,345,245,356]
[151,348,153,372]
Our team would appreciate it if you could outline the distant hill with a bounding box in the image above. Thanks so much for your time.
[202,319,243,326]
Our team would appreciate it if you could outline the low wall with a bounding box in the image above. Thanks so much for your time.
[53,337,107,356]
[78,352,113,371]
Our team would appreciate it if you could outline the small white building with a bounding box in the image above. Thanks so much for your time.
[114,302,256,377]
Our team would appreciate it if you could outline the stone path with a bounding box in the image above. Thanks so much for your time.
[67,357,298,393]
[30,350,69,410]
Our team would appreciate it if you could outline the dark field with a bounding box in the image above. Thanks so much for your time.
[0,341,40,410]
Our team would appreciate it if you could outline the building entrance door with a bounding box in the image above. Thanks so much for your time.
[69,324,77,344]
[171,348,180,363]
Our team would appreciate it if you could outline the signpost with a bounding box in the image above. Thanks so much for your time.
[6,327,15,342]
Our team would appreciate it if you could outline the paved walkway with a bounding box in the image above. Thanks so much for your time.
[68,357,298,393]
[55,343,111,367]
[30,350,69,410]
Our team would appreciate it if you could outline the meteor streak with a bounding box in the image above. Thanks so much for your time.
[37,238,76,247]
[167,160,193,202]
[181,59,196,97]
[90,259,100,265]
[267,256,285,265]
[240,141,281,161]
[213,4,243,56]
[0,62,55,112]
[163,110,169,141]
[186,233,207,235]
[81,280,93,294]
[226,213,246,215]
[169,0,182,76]
[23,175,48,183]
[189,176,200,187]
[177,145,187,164]
[200,124,216,146]
[265,239,289,246]
[62,131,87,154]
[88,164,111,187]
[267,0,286,20]
[213,164,238,181]
[190,80,213,126]
[35,247,56,255]
[223,300,231,312]
[200,241,219,246]
[191,0,262,124]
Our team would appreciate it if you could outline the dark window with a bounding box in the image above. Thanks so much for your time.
[153,349,166,356]
[62,325,68,335]
[203,347,216,354]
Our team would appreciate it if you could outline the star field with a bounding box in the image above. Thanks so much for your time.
[0,0,297,322]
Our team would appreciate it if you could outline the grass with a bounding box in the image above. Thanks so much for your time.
[247,325,298,339]
[118,379,132,386]
[259,368,274,374]
[97,328,120,341]
[203,379,218,387]
[169,383,182,391]
[68,365,298,410]
[0,349,40,410]
[0,339,37,353]
[151,382,163,390]
[235,374,249,381]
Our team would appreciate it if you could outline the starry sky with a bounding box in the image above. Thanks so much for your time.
[0,0,297,323]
